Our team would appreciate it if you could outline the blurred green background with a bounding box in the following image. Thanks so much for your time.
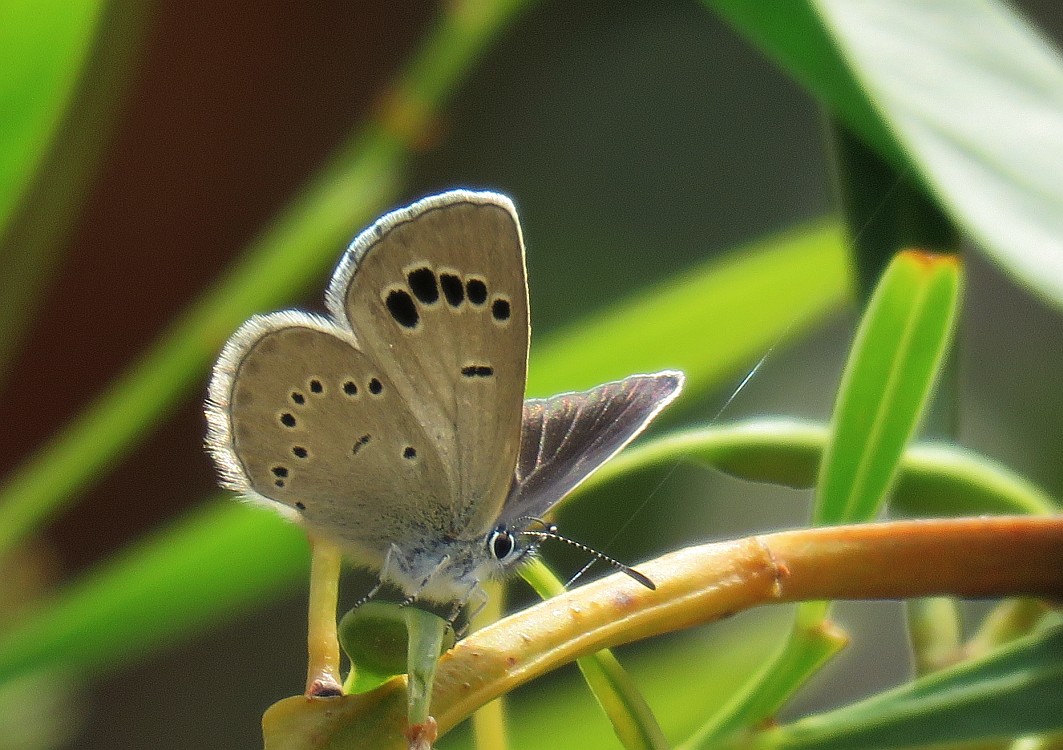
[1,1,1061,747]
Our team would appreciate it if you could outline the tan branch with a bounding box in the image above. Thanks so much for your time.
[263,516,1063,750]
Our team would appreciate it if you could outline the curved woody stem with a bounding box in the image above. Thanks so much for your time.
[264,515,1063,750]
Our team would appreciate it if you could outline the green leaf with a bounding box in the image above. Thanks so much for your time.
[527,221,849,396]
[711,0,1063,308]
[0,220,849,691]
[813,0,1063,308]
[816,251,961,524]
[753,625,1063,749]
[0,502,307,685]
[0,0,150,386]
[0,0,104,240]
[339,603,455,696]
[589,419,1057,519]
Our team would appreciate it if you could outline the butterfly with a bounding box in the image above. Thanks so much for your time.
[205,190,683,618]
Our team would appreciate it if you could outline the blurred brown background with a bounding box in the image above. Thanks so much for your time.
[2,1,1062,747]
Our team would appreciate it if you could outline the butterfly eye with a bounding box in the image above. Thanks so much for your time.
[488,527,517,562]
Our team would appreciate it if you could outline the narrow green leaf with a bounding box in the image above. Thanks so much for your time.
[522,560,668,750]
[0,0,104,239]
[586,419,1058,518]
[527,222,849,396]
[753,625,1063,749]
[0,501,307,685]
[634,249,957,746]
[0,0,150,385]
[816,251,961,524]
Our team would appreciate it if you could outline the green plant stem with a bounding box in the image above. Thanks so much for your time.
[679,619,848,749]
[967,599,1053,658]
[906,597,963,675]
[262,516,1063,749]
[405,607,449,726]
[0,0,537,560]
[471,581,509,750]
[522,560,669,750]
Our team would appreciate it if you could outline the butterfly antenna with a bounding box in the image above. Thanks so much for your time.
[520,527,656,590]
[512,515,551,531]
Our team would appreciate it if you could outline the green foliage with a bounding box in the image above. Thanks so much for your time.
[753,624,1063,750]
[0,1,1061,749]
[339,603,455,696]
[815,251,961,525]
[0,0,104,239]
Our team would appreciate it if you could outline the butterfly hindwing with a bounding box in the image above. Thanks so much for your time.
[501,371,684,524]
[206,313,452,563]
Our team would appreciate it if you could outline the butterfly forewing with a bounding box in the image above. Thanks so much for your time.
[502,371,684,523]
[325,193,530,538]
[208,314,452,561]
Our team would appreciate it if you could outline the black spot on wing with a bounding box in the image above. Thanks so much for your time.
[466,278,488,305]
[492,297,511,322]
[440,273,464,306]
[386,289,419,328]
[408,267,439,304]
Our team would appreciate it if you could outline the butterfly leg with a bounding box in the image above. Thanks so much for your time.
[400,555,452,607]
[350,543,402,610]
[451,583,490,639]
[304,535,344,698]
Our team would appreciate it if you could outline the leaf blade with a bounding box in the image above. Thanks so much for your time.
[816,251,961,524]
[756,625,1063,749]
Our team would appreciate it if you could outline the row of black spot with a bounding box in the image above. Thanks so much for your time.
[268,436,417,491]
[386,266,512,330]
[289,376,383,405]
[278,376,385,429]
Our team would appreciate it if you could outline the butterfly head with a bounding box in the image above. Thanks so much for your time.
[449,521,542,586]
